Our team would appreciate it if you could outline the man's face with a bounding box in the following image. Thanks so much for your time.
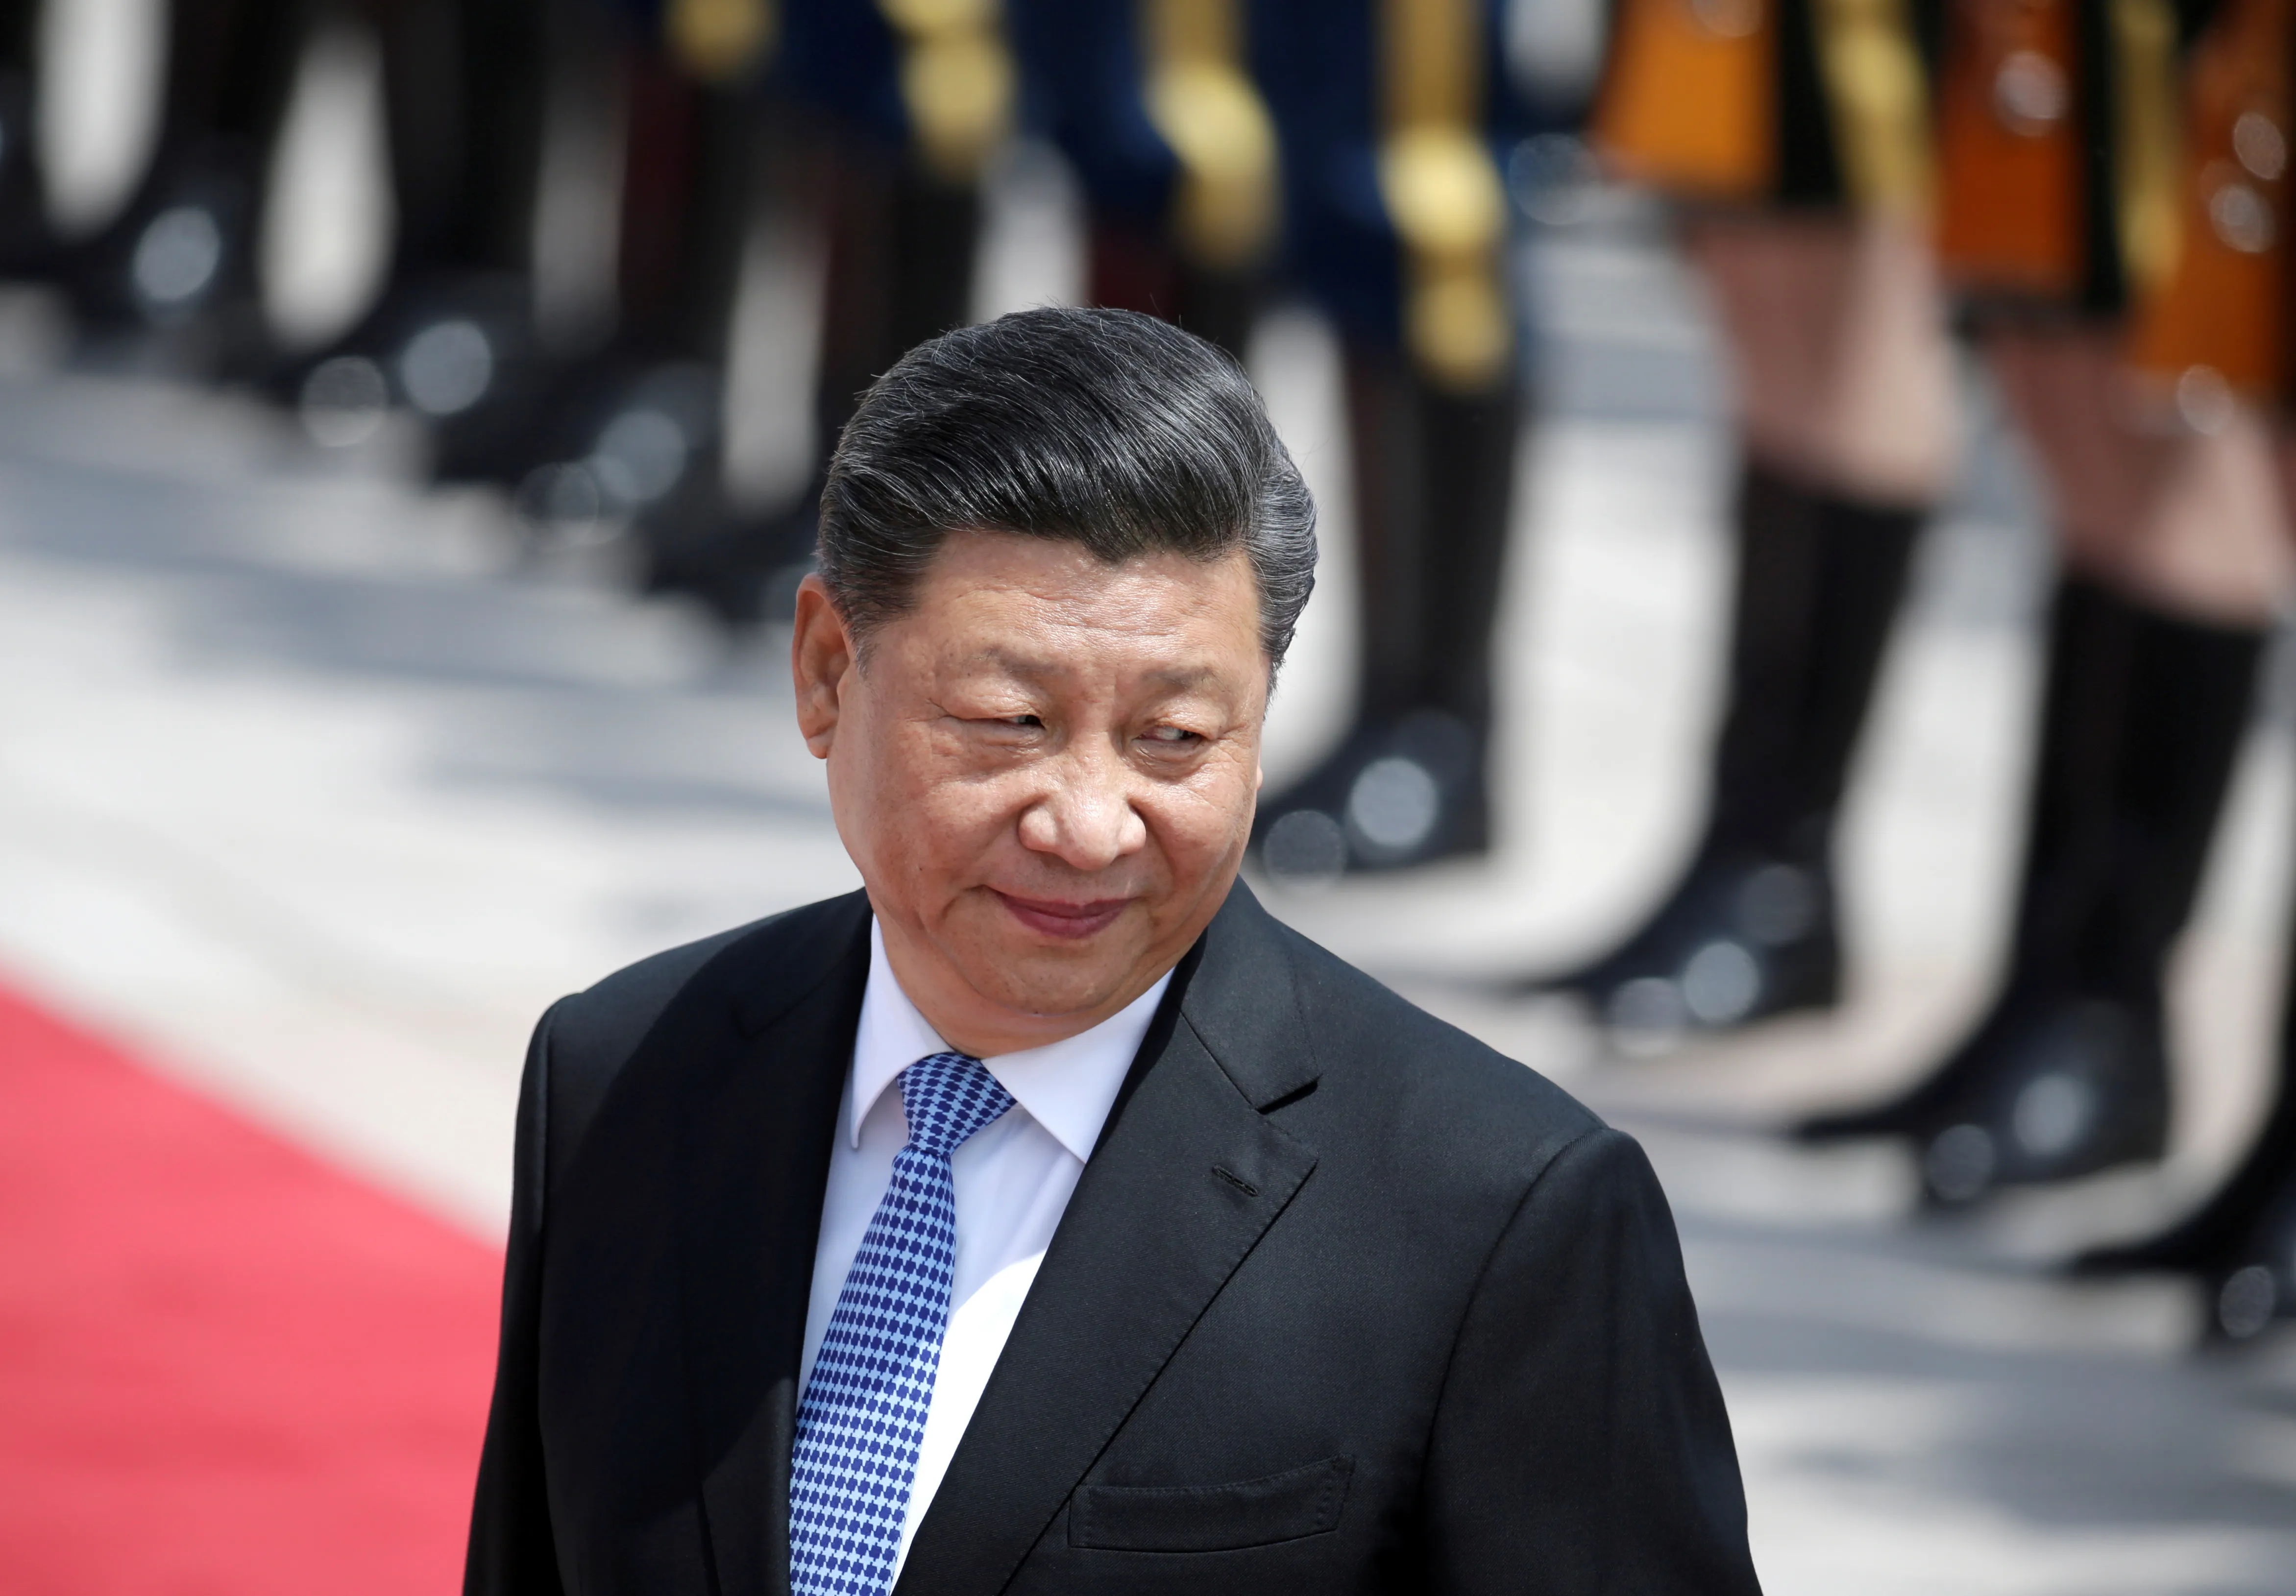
[792,531,1267,1057]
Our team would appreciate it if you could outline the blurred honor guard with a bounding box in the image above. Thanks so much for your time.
[1248,0,1530,877]
[280,0,560,478]
[2081,888,2296,1343]
[1803,0,2295,1208]
[756,0,1013,560]
[1006,0,1276,357]
[2064,0,2296,1340]
[0,0,58,277]
[557,0,781,617]
[49,0,314,371]
[1534,0,1957,1037]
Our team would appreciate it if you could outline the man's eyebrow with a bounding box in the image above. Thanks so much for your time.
[1138,664,1222,691]
[954,646,1063,680]
[954,649,1223,693]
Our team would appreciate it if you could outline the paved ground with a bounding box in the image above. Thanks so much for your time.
[4,216,2295,1592]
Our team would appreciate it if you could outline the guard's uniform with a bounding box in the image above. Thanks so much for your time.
[1245,0,1533,879]
[2059,0,2296,1342]
[287,0,563,487]
[1923,0,2205,334]
[1803,3,2286,1225]
[46,0,313,369]
[481,0,1009,623]
[1541,0,1943,1034]
[1595,0,1941,215]
[1005,0,1275,356]
[0,0,55,277]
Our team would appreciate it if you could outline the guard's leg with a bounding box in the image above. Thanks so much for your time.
[66,0,314,365]
[1801,327,2282,1205]
[1540,209,1954,1033]
[0,0,55,274]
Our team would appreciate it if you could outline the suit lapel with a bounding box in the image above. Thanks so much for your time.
[898,887,1322,1596]
[674,893,872,1596]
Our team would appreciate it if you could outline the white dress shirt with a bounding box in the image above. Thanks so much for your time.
[799,919,1169,1579]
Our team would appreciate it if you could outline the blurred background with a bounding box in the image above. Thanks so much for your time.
[3,0,2296,1590]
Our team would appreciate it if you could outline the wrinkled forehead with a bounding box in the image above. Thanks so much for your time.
[885,532,1268,673]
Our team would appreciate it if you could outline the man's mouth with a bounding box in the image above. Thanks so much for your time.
[992,891,1132,941]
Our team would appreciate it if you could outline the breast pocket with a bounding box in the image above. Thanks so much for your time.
[1067,1456,1355,1553]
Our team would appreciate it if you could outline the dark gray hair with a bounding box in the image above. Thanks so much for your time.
[816,306,1317,668]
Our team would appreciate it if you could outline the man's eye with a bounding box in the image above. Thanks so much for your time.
[1143,725,1204,747]
[1001,714,1044,729]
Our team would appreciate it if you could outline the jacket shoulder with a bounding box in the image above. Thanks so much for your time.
[1261,911,1607,1186]
[537,891,871,1185]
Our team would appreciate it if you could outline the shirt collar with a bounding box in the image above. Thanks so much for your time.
[849,918,1171,1162]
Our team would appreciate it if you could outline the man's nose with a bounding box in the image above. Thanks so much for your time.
[1017,752,1148,871]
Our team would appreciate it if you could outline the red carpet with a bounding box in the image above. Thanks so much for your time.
[0,980,504,1596]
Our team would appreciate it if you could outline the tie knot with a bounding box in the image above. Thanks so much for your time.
[899,1051,1014,1158]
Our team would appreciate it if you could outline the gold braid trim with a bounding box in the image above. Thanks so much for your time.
[669,0,777,82]
[1144,0,1279,269]
[881,0,1015,183]
[1808,0,1931,212]
[2110,0,2183,296]
[1378,0,1512,390]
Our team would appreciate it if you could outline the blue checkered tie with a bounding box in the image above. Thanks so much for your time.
[789,1051,1016,1596]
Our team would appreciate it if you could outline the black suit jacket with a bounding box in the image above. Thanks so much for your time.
[466,885,1760,1595]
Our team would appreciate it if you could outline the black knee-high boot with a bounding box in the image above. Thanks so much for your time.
[1799,573,2267,1205]
[0,0,55,276]
[2073,804,2296,1338]
[397,12,733,490]
[269,0,553,397]
[1251,346,1519,876]
[2075,1006,2296,1340]
[378,0,550,293]
[66,0,311,364]
[1531,457,1924,1034]
[637,120,984,626]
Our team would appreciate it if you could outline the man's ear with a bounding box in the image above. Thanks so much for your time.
[791,574,855,759]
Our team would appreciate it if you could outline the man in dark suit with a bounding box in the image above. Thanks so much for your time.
[465,306,1761,1596]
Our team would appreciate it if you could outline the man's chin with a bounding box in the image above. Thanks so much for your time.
[955,945,1145,1029]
